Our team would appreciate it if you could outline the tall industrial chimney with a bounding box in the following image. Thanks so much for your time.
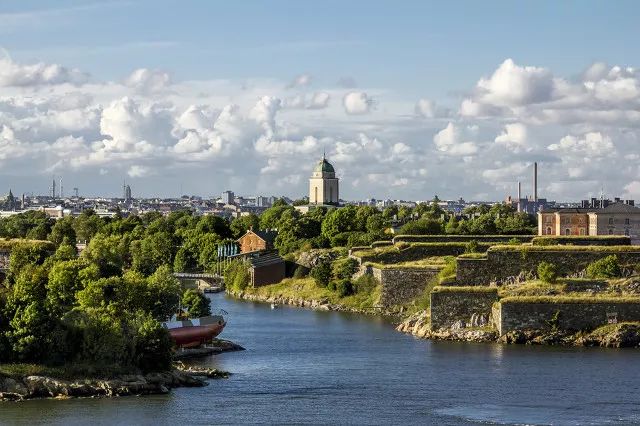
[533,162,538,205]
[517,181,522,212]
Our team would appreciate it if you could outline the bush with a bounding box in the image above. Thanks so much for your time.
[464,240,480,254]
[586,255,622,279]
[508,238,521,245]
[310,262,332,287]
[335,279,354,297]
[332,257,359,280]
[353,274,379,294]
[537,261,558,283]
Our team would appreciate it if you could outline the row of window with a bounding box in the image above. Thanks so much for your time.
[545,227,632,236]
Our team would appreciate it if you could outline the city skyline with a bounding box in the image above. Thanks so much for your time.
[0,1,639,201]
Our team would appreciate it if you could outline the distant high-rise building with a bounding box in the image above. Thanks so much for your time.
[222,190,235,205]
[256,196,271,207]
[51,178,56,198]
[124,185,132,202]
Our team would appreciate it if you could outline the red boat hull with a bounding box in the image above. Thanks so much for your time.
[168,322,225,348]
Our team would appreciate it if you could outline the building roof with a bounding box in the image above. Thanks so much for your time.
[249,252,284,268]
[239,229,278,244]
[314,158,335,174]
[541,202,639,215]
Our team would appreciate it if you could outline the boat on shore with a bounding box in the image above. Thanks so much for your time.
[163,315,226,348]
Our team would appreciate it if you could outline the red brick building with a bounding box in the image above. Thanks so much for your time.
[237,229,278,253]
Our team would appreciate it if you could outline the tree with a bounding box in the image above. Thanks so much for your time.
[399,218,443,235]
[181,289,211,318]
[321,206,358,240]
[445,215,459,234]
[73,210,105,243]
[196,215,232,239]
[46,259,98,316]
[230,214,260,238]
[131,232,174,275]
[310,262,332,287]
[147,265,182,320]
[48,217,77,246]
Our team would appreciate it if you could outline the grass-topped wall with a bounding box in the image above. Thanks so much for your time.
[456,245,640,285]
[392,235,533,244]
[430,285,499,330]
[352,242,493,264]
[531,235,631,246]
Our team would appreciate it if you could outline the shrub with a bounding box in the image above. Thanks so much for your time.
[537,261,558,283]
[310,262,332,287]
[508,238,521,245]
[353,274,379,294]
[464,240,480,254]
[224,261,250,292]
[586,255,622,279]
[181,289,212,318]
[334,279,354,297]
[332,257,359,281]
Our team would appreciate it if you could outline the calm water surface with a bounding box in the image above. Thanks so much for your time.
[1,294,639,425]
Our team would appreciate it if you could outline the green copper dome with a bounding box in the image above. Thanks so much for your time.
[314,158,335,173]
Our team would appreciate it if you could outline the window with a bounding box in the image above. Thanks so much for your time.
[546,227,552,235]
[609,229,614,235]
[625,218,630,225]
[609,218,614,225]
[565,228,571,236]
[314,187,318,203]
[625,229,630,236]
[580,228,586,235]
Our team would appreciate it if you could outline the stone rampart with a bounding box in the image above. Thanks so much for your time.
[531,236,631,246]
[367,266,440,307]
[456,246,640,285]
[429,287,499,330]
[392,235,533,244]
[354,243,492,265]
[495,299,640,335]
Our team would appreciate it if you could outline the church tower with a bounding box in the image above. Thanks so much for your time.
[309,155,339,205]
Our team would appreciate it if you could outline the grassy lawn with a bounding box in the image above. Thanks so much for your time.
[364,256,448,269]
[243,277,383,311]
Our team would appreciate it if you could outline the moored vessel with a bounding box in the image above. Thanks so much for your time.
[163,314,226,348]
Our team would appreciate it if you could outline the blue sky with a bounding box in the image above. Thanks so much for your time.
[0,1,639,200]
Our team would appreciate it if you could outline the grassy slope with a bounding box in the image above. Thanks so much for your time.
[242,277,382,311]
[0,363,138,380]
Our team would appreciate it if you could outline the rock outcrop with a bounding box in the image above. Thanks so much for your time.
[0,368,223,402]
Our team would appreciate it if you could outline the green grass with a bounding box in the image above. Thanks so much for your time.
[500,295,640,304]
[364,256,448,269]
[532,236,630,246]
[0,363,139,380]
[489,244,640,252]
[431,285,498,293]
[499,280,566,297]
[457,252,487,259]
[242,277,383,311]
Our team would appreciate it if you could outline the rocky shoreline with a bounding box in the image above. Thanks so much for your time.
[231,291,404,318]
[0,365,228,402]
[396,311,640,348]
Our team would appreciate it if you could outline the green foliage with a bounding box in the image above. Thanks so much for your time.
[332,257,359,280]
[48,217,77,246]
[181,289,212,318]
[399,218,443,235]
[352,274,379,294]
[334,279,354,297]
[310,262,332,287]
[464,240,480,254]
[537,261,558,283]
[586,255,622,279]
[224,260,250,292]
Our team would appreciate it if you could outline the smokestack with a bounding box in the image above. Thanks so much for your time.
[533,162,538,205]
[517,181,521,200]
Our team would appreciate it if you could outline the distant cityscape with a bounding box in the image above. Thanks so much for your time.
[0,158,635,226]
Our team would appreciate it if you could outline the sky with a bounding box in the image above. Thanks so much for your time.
[0,0,639,201]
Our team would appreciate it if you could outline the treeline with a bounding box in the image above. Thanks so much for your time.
[0,210,219,374]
